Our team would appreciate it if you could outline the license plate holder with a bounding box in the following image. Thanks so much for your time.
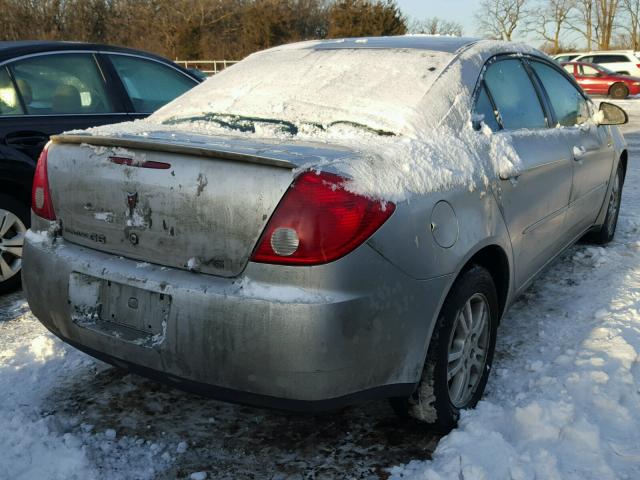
[69,272,171,345]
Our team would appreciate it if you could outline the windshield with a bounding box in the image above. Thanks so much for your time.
[151,46,453,137]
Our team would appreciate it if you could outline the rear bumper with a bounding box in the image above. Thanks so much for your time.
[23,229,452,410]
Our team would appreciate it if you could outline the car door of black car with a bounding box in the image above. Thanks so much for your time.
[0,51,128,165]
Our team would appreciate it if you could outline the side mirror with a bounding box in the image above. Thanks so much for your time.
[598,102,628,125]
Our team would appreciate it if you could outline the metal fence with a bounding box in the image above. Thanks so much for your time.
[174,60,239,75]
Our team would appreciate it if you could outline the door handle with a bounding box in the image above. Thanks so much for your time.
[5,131,49,148]
[573,145,587,159]
[572,145,598,160]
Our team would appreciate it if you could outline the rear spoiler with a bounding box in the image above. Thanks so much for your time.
[51,134,296,170]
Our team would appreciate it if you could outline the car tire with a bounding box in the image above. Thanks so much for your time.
[0,193,29,295]
[609,83,629,99]
[585,163,624,245]
[389,265,499,432]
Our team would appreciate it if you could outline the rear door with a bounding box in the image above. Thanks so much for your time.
[477,57,573,289]
[0,51,128,163]
[527,59,615,237]
[587,54,635,75]
[576,64,609,95]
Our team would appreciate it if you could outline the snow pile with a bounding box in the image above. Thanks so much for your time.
[0,321,96,479]
[388,114,640,479]
[0,302,174,479]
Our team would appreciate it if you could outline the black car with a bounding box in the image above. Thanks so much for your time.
[0,41,202,293]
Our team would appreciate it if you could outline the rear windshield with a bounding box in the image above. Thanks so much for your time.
[152,47,453,136]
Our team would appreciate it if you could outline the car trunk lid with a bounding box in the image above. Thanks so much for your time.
[45,132,352,277]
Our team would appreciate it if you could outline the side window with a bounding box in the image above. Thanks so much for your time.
[108,55,194,113]
[580,56,593,63]
[609,55,629,63]
[591,55,627,64]
[580,65,601,77]
[530,61,590,127]
[9,53,115,115]
[483,58,547,130]
[563,64,574,74]
[0,68,24,116]
[473,85,500,131]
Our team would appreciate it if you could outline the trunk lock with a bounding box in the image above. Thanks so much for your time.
[129,232,139,245]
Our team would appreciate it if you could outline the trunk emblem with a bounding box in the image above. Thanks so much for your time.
[127,192,138,213]
[129,232,139,245]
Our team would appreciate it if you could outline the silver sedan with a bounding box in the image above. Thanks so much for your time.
[23,36,628,431]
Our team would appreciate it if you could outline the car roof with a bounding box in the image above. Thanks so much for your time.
[0,40,178,65]
[576,51,636,56]
[278,35,481,54]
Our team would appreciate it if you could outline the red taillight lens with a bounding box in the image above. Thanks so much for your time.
[251,171,395,266]
[31,144,56,220]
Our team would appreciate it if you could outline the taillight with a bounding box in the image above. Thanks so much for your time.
[31,144,56,220]
[251,171,395,265]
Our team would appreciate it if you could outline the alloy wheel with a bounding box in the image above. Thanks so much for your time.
[0,208,26,282]
[606,171,621,234]
[446,293,491,408]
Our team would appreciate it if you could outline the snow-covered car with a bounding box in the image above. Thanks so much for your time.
[22,36,629,431]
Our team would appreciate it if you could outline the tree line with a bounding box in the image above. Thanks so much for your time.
[476,0,640,53]
[0,0,407,60]
[1,0,634,60]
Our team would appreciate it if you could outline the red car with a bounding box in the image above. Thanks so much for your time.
[561,61,640,99]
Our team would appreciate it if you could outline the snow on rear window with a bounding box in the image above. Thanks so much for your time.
[152,47,453,137]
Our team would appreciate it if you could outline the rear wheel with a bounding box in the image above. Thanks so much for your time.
[585,163,623,245]
[390,265,499,432]
[609,83,629,99]
[0,194,29,294]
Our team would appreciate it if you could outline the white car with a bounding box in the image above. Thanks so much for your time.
[554,53,581,63]
[573,51,640,76]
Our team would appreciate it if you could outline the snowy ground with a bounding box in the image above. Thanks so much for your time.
[2,99,640,479]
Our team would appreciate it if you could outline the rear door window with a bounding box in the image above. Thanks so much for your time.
[530,61,591,127]
[9,53,115,115]
[483,58,547,130]
[0,67,24,116]
[107,55,195,113]
[590,54,629,63]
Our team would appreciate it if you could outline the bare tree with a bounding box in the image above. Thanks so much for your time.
[596,0,620,48]
[567,0,595,49]
[621,0,640,49]
[526,0,575,53]
[410,17,463,36]
[475,0,528,40]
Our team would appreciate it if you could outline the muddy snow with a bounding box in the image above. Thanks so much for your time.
[2,99,640,479]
